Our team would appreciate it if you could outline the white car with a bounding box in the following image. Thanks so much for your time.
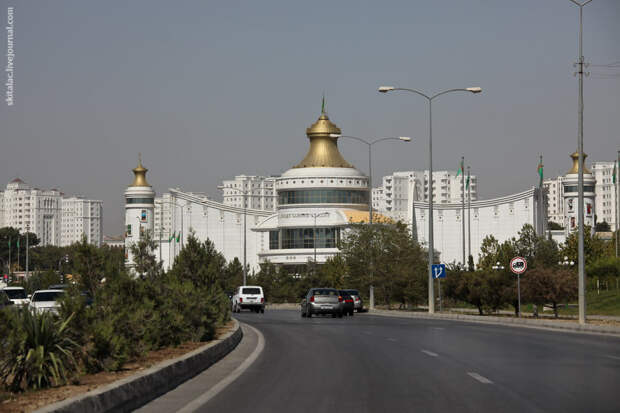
[28,289,65,314]
[232,286,265,313]
[2,287,29,307]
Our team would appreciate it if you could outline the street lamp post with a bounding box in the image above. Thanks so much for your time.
[332,134,411,310]
[218,185,250,285]
[309,212,329,277]
[379,85,481,314]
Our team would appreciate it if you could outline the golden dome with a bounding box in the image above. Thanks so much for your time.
[131,154,150,187]
[567,151,591,175]
[293,110,354,169]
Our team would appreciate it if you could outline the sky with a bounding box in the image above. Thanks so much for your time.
[1,0,619,235]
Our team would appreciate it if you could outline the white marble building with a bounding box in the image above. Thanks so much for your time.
[61,197,103,247]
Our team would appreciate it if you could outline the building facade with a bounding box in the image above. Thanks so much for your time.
[591,161,617,228]
[221,175,277,211]
[61,197,103,247]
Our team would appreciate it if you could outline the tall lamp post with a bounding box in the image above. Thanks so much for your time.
[218,185,250,285]
[568,0,592,325]
[379,85,482,313]
[310,212,329,276]
[331,134,411,310]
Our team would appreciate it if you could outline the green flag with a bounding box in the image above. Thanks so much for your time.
[176,233,181,243]
[538,158,544,187]
[466,171,471,190]
[7,239,10,248]
[169,231,175,242]
[456,158,464,177]
[613,161,617,184]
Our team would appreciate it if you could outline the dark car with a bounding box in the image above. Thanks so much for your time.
[301,288,343,318]
[342,289,364,312]
[338,290,355,316]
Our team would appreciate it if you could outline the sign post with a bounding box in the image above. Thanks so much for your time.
[432,264,446,312]
[509,257,527,317]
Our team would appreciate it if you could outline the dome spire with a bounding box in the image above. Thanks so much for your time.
[567,150,591,175]
[131,153,150,187]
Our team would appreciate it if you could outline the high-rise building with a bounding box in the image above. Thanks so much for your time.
[591,161,617,228]
[221,175,277,211]
[543,176,565,226]
[372,170,478,217]
[61,197,103,247]
[0,178,62,246]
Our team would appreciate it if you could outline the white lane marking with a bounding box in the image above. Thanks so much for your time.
[467,372,493,384]
[607,355,620,361]
[431,327,445,331]
[421,349,439,357]
[386,338,397,342]
[177,323,265,413]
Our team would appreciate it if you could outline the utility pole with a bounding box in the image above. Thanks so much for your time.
[615,150,619,258]
[461,156,465,267]
[467,165,472,269]
[25,231,29,279]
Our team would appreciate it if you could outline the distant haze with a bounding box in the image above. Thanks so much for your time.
[1,0,619,235]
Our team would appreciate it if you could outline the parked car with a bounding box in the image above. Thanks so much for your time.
[28,289,65,314]
[2,286,29,307]
[232,286,265,313]
[301,288,343,318]
[338,290,355,316]
[0,291,14,309]
[341,289,364,312]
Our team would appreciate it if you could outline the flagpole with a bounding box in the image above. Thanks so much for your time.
[8,238,11,279]
[25,231,29,279]
[467,165,471,270]
[461,156,465,267]
[17,235,20,272]
[616,150,619,258]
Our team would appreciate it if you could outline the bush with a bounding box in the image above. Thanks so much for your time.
[0,309,80,392]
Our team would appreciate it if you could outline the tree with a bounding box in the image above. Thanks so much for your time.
[169,233,225,288]
[317,255,348,289]
[595,221,611,232]
[72,235,106,295]
[561,225,609,265]
[521,267,578,317]
[222,257,244,294]
[547,221,564,230]
[129,230,162,280]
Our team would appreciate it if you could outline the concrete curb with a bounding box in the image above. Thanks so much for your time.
[35,319,243,413]
[366,309,620,336]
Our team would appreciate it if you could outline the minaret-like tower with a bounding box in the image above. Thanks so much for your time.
[563,151,596,237]
[124,154,155,271]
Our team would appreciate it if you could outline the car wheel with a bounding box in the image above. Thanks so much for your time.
[261,309,265,314]
[338,312,343,318]
[307,311,312,318]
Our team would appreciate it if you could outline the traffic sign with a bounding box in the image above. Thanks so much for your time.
[510,257,527,275]
[432,264,446,279]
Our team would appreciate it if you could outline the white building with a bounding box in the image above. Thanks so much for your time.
[373,170,478,219]
[0,179,62,246]
[563,152,596,236]
[221,175,277,211]
[543,176,565,226]
[61,197,103,247]
[154,191,210,243]
[591,161,617,228]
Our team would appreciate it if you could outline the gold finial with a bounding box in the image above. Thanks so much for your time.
[293,109,354,169]
[568,151,591,175]
[131,154,150,187]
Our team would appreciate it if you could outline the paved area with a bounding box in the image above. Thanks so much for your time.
[139,310,620,413]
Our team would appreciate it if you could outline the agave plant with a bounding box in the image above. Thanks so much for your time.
[0,309,80,392]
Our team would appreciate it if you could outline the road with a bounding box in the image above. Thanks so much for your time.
[141,310,620,413]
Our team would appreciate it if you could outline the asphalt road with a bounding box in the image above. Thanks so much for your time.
[146,310,620,413]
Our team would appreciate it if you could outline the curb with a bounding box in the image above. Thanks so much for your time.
[366,309,620,336]
[35,319,243,413]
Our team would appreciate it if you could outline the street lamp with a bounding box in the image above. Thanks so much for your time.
[567,0,592,325]
[559,256,575,267]
[491,261,505,270]
[379,85,482,314]
[331,134,411,310]
[309,212,329,276]
[218,185,250,285]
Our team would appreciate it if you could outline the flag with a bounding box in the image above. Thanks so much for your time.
[7,239,10,248]
[456,158,464,177]
[176,233,181,243]
[169,232,175,242]
[466,170,471,190]
[321,95,326,114]
[538,158,544,187]
[613,161,617,184]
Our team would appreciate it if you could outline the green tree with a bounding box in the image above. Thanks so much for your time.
[561,225,609,265]
[72,235,106,295]
[169,233,225,288]
[129,230,162,280]
[317,255,348,289]
[521,267,578,317]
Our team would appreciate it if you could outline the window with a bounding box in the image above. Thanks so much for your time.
[269,231,279,249]
[281,227,340,249]
[278,190,368,205]
[126,198,154,204]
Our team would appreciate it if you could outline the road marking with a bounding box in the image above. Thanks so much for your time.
[606,355,620,361]
[467,372,493,384]
[177,323,265,413]
[421,349,438,357]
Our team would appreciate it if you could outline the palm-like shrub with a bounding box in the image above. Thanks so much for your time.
[0,310,80,391]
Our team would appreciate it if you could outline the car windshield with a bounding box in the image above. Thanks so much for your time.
[313,289,337,296]
[3,289,26,299]
[344,290,359,296]
[32,291,64,302]
[242,288,261,295]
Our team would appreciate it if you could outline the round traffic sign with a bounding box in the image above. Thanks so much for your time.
[509,256,527,275]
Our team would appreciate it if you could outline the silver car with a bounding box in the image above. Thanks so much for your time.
[301,288,343,318]
[28,289,65,314]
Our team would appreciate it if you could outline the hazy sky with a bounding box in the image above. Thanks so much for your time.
[1,0,619,234]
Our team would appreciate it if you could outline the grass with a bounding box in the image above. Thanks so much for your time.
[557,289,620,317]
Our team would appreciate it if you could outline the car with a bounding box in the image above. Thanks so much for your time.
[28,289,65,314]
[0,291,14,309]
[2,286,29,307]
[301,288,343,318]
[342,289,364,312]
[48,284,70,290]
[232,286,265,313]
[338,290,355,316]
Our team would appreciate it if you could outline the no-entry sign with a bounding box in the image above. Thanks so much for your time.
[510,256,527,275]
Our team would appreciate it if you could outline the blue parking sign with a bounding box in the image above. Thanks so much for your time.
[432,264,446,279]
